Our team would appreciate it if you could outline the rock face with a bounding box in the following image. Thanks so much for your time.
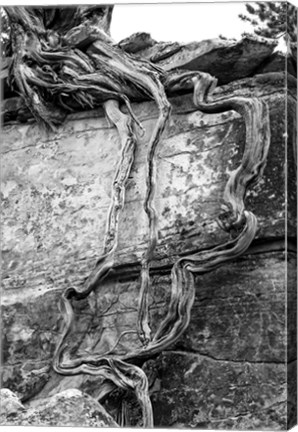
[146,252,295,429]
[1,34,297,429]
[0,388,118,427]
[134,36,279,84]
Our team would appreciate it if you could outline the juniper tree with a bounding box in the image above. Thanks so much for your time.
[239,1,297,43]
[0,8,10,56]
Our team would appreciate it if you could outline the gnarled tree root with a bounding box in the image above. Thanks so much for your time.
[53,72,271,427]
[53,99,154,428]
[5,8,271,425]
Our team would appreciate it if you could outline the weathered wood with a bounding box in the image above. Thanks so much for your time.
[2,6,296,428]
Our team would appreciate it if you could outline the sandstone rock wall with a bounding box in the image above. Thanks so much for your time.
[1,71,296,428]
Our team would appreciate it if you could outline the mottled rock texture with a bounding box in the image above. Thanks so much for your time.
[0,388,118,427]
[0,388,25,416]
[1,70,296,429]
[2,35,278,99]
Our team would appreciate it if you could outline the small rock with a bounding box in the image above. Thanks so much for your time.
[118,32,156,54]
[1,388,119,427]
[0,388,25,416]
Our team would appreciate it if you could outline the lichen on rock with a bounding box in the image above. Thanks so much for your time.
[1,4,296,429]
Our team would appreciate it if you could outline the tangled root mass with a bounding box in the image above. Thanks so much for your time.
[5,6,271,427]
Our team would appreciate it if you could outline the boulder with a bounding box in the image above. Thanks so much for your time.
[122,35,279,84]
[0,388,25,417]
[1,388,118,427]
[117,32,157,54]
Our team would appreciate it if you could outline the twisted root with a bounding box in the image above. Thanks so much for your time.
[6,8,271,425]
[53,72,270,426]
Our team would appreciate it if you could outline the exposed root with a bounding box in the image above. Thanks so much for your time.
[138,79,171,346]
[53,72,271,427]
[5,7,271,427]
[52,98,155,427]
